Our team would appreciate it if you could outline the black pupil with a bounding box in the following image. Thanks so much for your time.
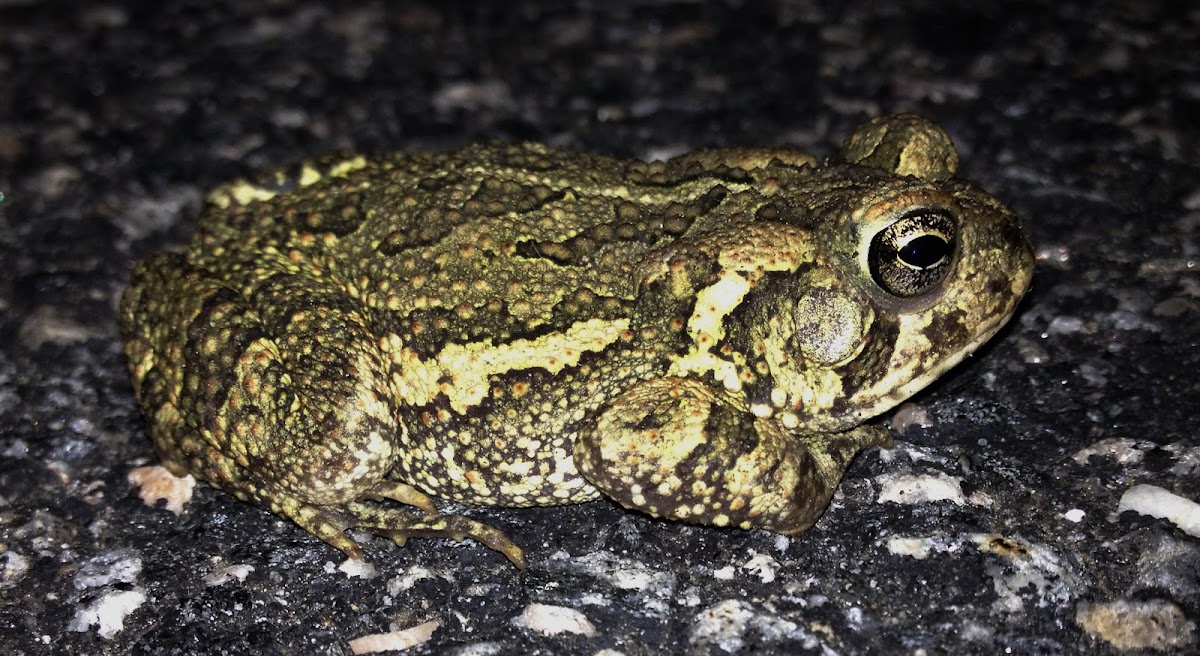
[898,234,949,268]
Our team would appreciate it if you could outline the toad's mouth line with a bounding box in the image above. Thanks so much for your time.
[847,296,1029,427]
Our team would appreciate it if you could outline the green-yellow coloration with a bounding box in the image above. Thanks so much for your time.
[120,114,1034,568]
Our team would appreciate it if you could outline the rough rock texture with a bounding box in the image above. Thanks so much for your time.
[1,1,1196,654]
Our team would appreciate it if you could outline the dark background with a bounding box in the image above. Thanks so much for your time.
[1,1,1197,654]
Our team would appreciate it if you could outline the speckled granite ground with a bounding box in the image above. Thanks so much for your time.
[1,1,1197,654]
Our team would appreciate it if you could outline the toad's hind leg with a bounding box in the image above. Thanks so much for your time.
[346,483,527,568]
[121,253,524,566]
[281,482,527,568]
[574,377,891,534]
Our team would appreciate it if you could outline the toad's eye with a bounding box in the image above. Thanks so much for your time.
[868,210,957,297]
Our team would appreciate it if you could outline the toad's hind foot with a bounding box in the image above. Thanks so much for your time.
[276,488,526,568]
[345,501,527,569]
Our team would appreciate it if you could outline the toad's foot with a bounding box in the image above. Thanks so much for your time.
[270,481,527,569]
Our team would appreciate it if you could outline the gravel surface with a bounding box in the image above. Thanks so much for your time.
[1,1,1197,654]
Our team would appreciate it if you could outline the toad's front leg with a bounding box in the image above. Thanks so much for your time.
[573,377,892,533]
[121,253,525,567]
